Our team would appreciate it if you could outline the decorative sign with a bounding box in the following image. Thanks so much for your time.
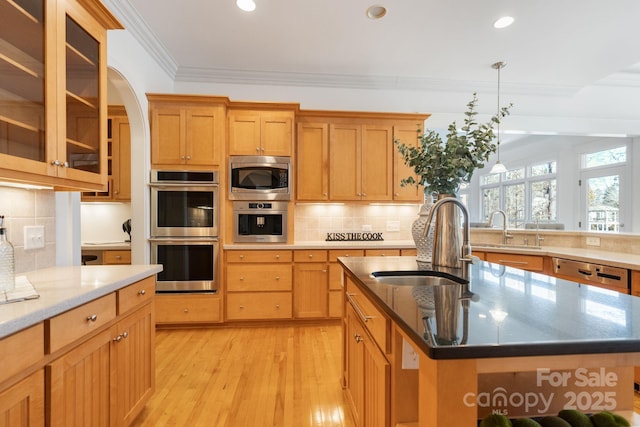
[325,232,384,242]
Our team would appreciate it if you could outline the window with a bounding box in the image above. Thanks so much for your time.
[480,161,557,229]
[580,145,627,232]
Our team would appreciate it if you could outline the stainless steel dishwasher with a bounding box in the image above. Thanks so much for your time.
[552,257,630,292]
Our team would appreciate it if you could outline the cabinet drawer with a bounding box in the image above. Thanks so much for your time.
[345,278,389,353]
[485,252,544,271]
[103,250,131,264]
[227,264,292,291]
[117,276,155,315]
[632,271,640,297]
[365,249,400,257]
[400,248,417,256]
[0,323,44,384]
[328,249,365,262]
[294,250,328,262]
[226,250,292,263]
[47,293,117,353]
[226,292,292,320]
[155,294,221,323]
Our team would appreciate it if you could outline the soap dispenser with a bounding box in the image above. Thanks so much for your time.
[0,215,15,292]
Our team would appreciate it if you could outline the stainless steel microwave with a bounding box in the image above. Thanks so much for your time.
[229,156,291,200]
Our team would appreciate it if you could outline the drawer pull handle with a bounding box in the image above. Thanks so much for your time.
[346,292,374,323]
[115,255,121,259]
[113,334,123,342]
[240,277,245,281]
[239,305,245,309]
[138,289,146,296]
[308,254,313,258]
[275,276,280,280]
[275,255,280,259]
[275,304,280,309]
[353,333,364,343]
[87,314,98,322]
[239,255,245,259]
[183,308,189,313]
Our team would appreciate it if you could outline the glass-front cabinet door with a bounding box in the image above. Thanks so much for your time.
[62,10,104,185]
[0,0,119,189]
[0,0,49,175]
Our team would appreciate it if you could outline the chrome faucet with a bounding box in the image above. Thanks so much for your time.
[535,217,545,247]
[424,197,474,273]
[489,210,513,245]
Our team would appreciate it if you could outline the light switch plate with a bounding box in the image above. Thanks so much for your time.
[24,225,45,250]
[386,221,400,232]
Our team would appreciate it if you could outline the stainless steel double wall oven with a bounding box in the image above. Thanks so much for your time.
[150,170,219,292]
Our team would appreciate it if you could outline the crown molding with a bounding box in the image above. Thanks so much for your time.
[102,0,178,79]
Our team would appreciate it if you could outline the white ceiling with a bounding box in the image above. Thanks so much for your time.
[106,0,640,137]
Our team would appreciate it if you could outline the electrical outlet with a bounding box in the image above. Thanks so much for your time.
[386,221,400,232]
[401,338,419,369]
[24,225,45,250]
[586,236,601,247]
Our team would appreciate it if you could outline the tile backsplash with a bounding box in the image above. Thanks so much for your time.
[0,187,56,274]
[294,203,422,242]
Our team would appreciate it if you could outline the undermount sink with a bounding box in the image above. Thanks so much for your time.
[370,270,467,287]
[475,243,542,250]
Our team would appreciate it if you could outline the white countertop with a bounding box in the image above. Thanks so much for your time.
[223,240,416,250]
[0,264,162,340]
[475,245,640,270]
[81,241,131,250]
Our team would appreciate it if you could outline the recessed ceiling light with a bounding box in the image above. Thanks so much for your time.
[366,5,387,20]
[494,16,514,29]
[236,0,256,12]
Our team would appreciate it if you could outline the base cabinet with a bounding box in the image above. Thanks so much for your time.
[155,294,222,324]
[47,302,154,427]
[344,303,390,427]
[0,369,44,427]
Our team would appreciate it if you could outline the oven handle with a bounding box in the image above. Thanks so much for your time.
[149,237,219,243]
[149,183,219,189]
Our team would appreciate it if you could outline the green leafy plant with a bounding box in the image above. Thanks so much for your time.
[395,93,512,195]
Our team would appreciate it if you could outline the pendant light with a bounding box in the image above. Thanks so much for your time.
[490,61,508,174]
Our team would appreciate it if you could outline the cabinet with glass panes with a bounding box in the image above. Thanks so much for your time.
[0,0,121,190]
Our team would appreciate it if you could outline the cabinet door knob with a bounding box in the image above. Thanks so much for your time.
[183,308,189,313]
[113,334,123,342]
[239,305,245,309]
[395,193,399,197]
[239,276,244,281]
[275,304,280,309]
[138,289,146,296]
[239,254,245,259]
[275,276,280,280]
[122,331,129,339]
[322,270,327,273]
[256,147,260,152]
[186,155,191,160]
[51,159,61,166]
[275,255,280,259]
[87,314,98,322]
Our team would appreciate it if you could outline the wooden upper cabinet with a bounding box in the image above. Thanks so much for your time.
[393,125,424,202]
[297,122,329,201]
[149,95,227,167]
[82,106,130,201]
[329,123,362,200]
[329,124,393,201]
[0,0,121,190]
[228,109,294,156]
[296,110,429,203]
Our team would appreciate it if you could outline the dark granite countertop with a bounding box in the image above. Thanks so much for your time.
[338,256,640,360]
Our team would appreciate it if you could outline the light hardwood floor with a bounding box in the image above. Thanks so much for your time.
[131,323,355,427]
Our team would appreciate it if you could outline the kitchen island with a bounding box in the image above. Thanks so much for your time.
[338,256,640,426]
